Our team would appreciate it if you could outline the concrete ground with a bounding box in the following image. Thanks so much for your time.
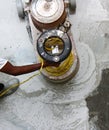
[0,0,109,130]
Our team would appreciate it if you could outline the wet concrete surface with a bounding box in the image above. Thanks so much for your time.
[87,69,109,130]
[0,0,109,129]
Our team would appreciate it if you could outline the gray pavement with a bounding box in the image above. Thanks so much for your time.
[0,0,109,130]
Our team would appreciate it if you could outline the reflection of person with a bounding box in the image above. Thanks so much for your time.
[0,58,58,97]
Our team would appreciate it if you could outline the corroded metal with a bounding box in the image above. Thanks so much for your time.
[30,0,66,30]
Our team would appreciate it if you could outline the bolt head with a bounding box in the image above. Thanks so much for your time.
[53,56,60,62]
